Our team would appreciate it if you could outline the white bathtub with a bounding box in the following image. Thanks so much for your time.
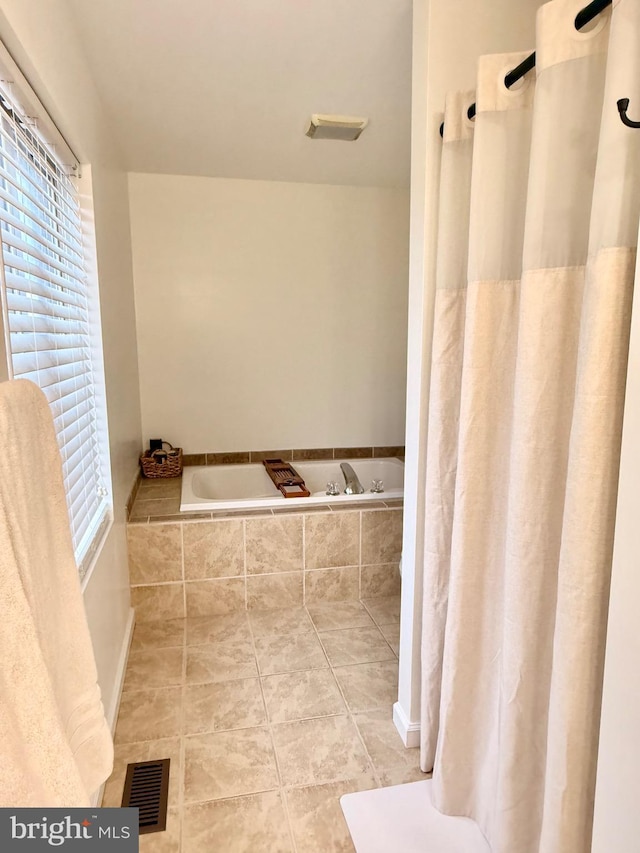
[180,457,404,511]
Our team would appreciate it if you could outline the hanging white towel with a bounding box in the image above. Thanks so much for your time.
[0,379,113,806]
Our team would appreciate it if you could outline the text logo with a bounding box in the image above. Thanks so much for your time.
[1,809,138,850]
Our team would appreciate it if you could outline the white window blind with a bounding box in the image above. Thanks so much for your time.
[0,75,110,575]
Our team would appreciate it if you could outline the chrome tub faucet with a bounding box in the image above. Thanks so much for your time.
[340,462,365,495]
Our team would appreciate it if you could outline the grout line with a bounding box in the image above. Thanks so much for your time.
[243,519,248,610]
[177,609,187,846]
[358,510,363,600]
[180,524,186,619]
[246,611,300,853]
[302,515,306,607]
[305,603,383,790]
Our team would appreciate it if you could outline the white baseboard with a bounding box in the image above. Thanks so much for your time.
[107,606,136,732]
[91,607,135,807]
[393,701,421,748]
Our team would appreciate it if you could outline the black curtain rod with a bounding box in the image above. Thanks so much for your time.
[439,0,612,138]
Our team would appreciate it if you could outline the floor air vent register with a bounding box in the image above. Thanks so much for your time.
[121,758,170,834]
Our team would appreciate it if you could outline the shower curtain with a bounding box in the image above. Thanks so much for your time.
[420,1,640,851]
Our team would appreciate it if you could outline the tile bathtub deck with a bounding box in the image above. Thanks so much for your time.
[105,596,429,852]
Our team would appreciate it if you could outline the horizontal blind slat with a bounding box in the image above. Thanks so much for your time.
[1,223,85,285]
[0,164,81,245]
[4,271,87,309]
[6,289,85,321]
[12,348,87,376]
[0,223,85,280]
[0,178,83,257]
[9,330,89,354]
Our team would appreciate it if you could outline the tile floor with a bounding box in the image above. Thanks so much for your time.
[105,595,429,852]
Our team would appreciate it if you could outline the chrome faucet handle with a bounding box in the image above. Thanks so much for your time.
[326,481,341,496]
[370,479,384,493]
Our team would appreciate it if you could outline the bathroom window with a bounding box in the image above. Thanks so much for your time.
[0,59,111,578]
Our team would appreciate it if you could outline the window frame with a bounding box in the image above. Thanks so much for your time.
[0,41,113,583]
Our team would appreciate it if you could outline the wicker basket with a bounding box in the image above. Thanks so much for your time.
[139,442,183,478]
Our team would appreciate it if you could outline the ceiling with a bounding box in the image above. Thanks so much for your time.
[66,0,412,188]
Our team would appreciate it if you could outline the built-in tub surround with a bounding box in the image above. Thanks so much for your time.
[126,477,403,623]
[181,458,404,512]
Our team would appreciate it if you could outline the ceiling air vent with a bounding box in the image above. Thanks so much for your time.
[305,114,369,141]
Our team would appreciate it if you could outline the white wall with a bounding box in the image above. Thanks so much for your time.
[395,0,542,745]
[591,246,640,852]
[129,173,409,453]
[0,0,141,722]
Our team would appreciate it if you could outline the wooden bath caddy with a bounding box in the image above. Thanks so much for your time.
[262,458,311,498]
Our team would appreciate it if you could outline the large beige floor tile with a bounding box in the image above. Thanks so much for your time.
[254,633,328,675]
[262,669,345,723]
[185,638,257,684]
[378,766,432,786]
[333,661,399,712]
[115,687,182,743]
[182,791,293,853]
[285,777,378,853]
[184,727,279,802]
[183,678,266,734]
[185,612,251,645]
[306,601,375,632]
[122,647,184,692]
[362,595,401,626]
[131,583,185,623]
[272,716,372,787]
[249,607,314,637]
[131,618,185,652]
[378,622,400,656]
[353,709,422,775]
[319,627,396,667]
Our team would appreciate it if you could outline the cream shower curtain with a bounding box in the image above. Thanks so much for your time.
[420,1,640,851]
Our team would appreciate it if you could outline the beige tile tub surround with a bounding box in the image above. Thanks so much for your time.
[108,598,426,850]
[304,512,360,570]
[245,515,303,574]
[304,566,360,604]
[183,519,244,579]
[127,506,402,621]
[185,577,246,618]
[246,573,304,610]
[128,523,182,585]
[361,509,403,565]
